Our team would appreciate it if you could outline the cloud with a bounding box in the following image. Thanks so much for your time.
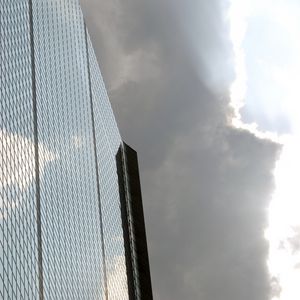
[81,0,281,299]
[0,129,55,218]
[107,255,129,300]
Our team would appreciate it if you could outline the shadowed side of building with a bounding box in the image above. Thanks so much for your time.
[117,143,153,300]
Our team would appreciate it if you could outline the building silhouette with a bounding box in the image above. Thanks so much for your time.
[0,0,152,299]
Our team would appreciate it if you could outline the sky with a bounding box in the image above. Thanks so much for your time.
[81,1,299,299]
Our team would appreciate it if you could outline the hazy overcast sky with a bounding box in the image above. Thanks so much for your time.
[80,1,300,299]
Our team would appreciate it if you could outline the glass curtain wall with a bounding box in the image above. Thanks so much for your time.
[0,0,129,299]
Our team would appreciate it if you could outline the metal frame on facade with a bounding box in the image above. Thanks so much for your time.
[116,144,153,300]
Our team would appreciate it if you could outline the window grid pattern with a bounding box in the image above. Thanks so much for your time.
[1,0,131,299]
[32,0,105,299]
[0,1,39,299]
[87,35,129,300]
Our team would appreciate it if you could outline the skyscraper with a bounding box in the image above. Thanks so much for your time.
[0,0,152,299]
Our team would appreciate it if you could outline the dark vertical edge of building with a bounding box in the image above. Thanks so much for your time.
[123,143,153,300]
[83,22,109,300]
[116,147,136,300]
[28,1,44,299]
[117,143,153,300]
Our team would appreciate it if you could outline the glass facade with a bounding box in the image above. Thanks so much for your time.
[0,1,39,298]
[0,0,152,299]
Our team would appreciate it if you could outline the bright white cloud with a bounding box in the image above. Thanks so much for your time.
[266,135,300,300]
[228,0,280,142]
[228,0,250,117]
[0,129,56,218]
[71,135,84,149]
[107,255,129,300]
[228,0,300,299]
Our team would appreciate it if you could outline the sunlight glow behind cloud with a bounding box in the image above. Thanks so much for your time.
[228,0,300,299]
[228,0,280,142]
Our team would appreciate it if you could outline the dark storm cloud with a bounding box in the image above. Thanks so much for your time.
[81,1,281,299]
